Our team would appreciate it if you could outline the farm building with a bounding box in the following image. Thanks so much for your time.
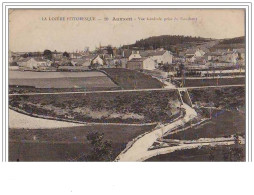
[126,57,156,70]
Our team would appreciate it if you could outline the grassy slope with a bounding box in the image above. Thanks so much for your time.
[145,145,245,162]
[188,86,245,109]
[9,90,181,124]
[9,71,121,93]
[101,68,164,89]
[9,77,118,89]
[9,124,156,162]
[164,110,245,140]
[175,77,245,87]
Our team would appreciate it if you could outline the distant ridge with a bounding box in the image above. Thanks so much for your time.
[122,35,213,51]
[219,36,245,45]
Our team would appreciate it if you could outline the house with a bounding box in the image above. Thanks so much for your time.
[91,55,104,66]
[128,51,142,60]
[185,48,206,57]
[52,51,63,59]
[17,57,52,69]
[126,57,156,70]
[193,56,207,65]
[223,51,239,64]
[142,50,173,65]
[128,49,173,65]
[71,56,93,67]
[206,52,223,61]
[129,49,173,64]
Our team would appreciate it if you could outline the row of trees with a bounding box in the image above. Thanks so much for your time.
[22,50,70,60]
[43,50,70,60]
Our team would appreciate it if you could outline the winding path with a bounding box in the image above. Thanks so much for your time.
[141,136,245,162]
[116,103,197,161]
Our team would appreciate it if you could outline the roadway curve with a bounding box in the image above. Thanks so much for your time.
[115,103,197,162]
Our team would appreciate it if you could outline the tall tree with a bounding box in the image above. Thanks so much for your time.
[85,132,113,161]
[106,45,114,56]
[63,51,70,58]
[43,49,52,60]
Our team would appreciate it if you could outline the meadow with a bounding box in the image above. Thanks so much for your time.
[9,70,119,92]
[164,109,245,140]
[174,77,245,87]
[9,124,156,161]
[101,68,164,89]
[9,90,182,124]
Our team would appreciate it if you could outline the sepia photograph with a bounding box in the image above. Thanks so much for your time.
[8,8,246,162]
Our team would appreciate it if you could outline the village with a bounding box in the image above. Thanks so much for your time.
[8,36,245,83]
[8,35,246,162]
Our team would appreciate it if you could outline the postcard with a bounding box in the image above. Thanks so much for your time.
[7,8,246,162]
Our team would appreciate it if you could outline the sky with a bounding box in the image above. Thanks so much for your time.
[9,9,245,52]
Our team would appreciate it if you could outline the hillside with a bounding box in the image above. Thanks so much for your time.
[219,36,245,45]
[123,35,212,51]
[212,36,245,49]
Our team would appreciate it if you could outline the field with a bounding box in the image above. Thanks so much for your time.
[9,86,121,94]
[9,90,182,124]
[145,145,245,161]
[9,124,156,161]
[174,77,245,87]
[9,70,120,92]
[101,68,164,89]
[9,71,106,79]
[164,109,245,140]
[188,86,245,109]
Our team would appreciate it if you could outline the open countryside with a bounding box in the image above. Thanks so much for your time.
[9,34,246,162]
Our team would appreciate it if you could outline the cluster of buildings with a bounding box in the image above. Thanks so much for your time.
[9,46,174,71]
[9,43,245,73]
[177,47,245,67]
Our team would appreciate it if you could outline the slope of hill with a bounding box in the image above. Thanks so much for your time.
[212,36,245,49]
[123,35,212,51]
[219,36,245,45]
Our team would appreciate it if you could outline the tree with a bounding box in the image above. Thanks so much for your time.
[63,51,70,58]
[22,53,29,58]
[85,132,113,161]
[106,45,113,56]
[43,49,52,60]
